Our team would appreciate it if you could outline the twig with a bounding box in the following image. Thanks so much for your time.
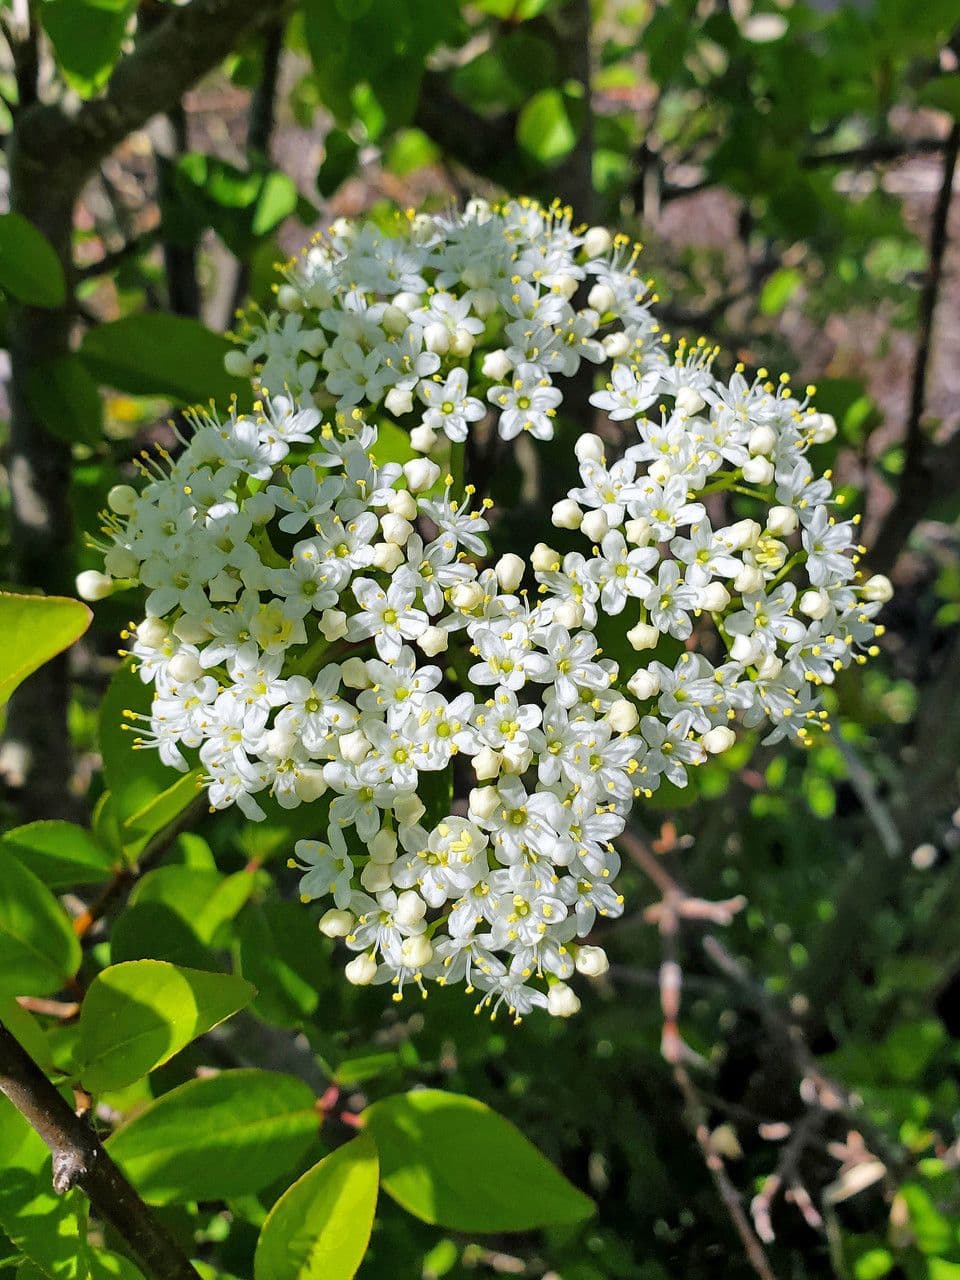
[800,136,951,168]
[872,121,960,572]
[834,736,902,859]
[0,1023,201,1280]
[674,1064,780,1280]
[750,1111,824,1243]
[75,228,161,282]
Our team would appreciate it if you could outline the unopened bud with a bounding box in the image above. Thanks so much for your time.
[360,861,393,892]
[167,652,203,683]
[381,305,409,336]
[547,982,581,1017]
[733,564,765,594]
[482,349,513,381]
[700,583,731,612]
[627,667,661,699]
[380,513,413,546]
[417,626,449,657]
[552,499,583,530]
[423,323,450,355]
[724,519,762,550]
[575,945,610,977]
[339,730,371,764]
[387,489,418,520]
[602,331,632,359]
[767,505,798,537]
[469,785,501,820]
[580,510,609,543]
[730,634,762,665]
[587,283,616,314]
[404,458,441,492]
[450,581,484,611]
[400,934,434,969]
[319,609,348,641]
[345,953,378,985]
[295,767,327,803]
[808,412,837,443]
[575,433,605,464]
[76,570,114,601]
[473,745,502,781]
[583,226,612,258]
[107,484,138,516]
[372,542,406,573]
[531,542,560,573]
[395,890,426,925]
[625,518,652,546]
[702,725,736,755]
[799,588,830,620]
[742,456,775,486]
[104,546,139,579]
[319,909,354,938]
[675,387,706,416]
[554,600,584,629]
[748,424,777,456]
[370,830,398,864]
[410,424,438,453]
[861,573,893,604]
[495,553,525,593]
[608,699,639,733]
[224,350,254,378]
[384,386,414,417]
[627,622,660,652]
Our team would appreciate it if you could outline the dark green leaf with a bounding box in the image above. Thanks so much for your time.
[316,130,360,196]
[362,1089,595,1231]
[1,821,116,889]
[107,1069,320,1203]
[42,0,134,97]
[26,355,103,448]
[79,314,250,407]
[254,1134,379,1280]
[0,852,82,998]
[0,213,67,308]
[239,902,328,1025]
[73,960,255,1093]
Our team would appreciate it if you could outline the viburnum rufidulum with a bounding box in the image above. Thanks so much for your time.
[83,198,888,1022]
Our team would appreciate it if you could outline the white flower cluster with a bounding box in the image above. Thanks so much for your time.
[83,198,891,1022]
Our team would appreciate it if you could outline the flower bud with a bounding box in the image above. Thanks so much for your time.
[473,746,502,781]
[471,288,498,317]
[107,484,138,516]
[76,570,114,601]
[531,542,560,573]
[799,588,830,620]
[388,489,418,520]
[391,290,420,314]
[648,457,674,486]
[295,767,327,803]
[381,513,413,547]
[137,617,168,649]
[404,458,440,492]
[360,861,393,892]
[495,553,525,593]
[501,744,533,774]
[575,945,610,977]
[345,953,378,985]
[733,563,765,594]
[167,651,203,683]
[766,505,798,537]
[675,386,706,416]
[625,517,652,546]
[423,323,450,355]
[742,456,775,486]
[469,785,501,820]
[724,519,762,550]
[339,730,371,763]
[700,582,731,612]
[574,433,605,464]
[602,331,632,359]
[305,282,333,309]
[627,622,660,652]
[756,653,783,680]
[400,934,434,969]
[384,386,414,417]
[276,284,301,311]
[104,546,139,580]
[583,226,613,257]
[319,609,348,641]
[450,581,484,611]
[553,272,579,300]
[554,600,584,629]
[417,626,449,657]
[730,634,762,665]
[808,412,837,443]
[450,328,476,358]
[395,890,426,926]
[702,725,736,755]
[482,349,513,381]
[587,283,616,314]
[393,793,426,826]
[372,542,406,573]
[381,305,409,335]
[410,424,438,453]
[627,667,661,699]
[224,350,254,378]
[861,574,893,604]
[370,830,398,865]
[552,499,583,530]
[580,510,609,543]
[748,424,777,456]
[608,698,639,733]
[172,615,208,644]
[319,909,354,938]
[547,982,581,1017]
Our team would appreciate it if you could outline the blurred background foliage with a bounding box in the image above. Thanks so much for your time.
[1,1,960,1278]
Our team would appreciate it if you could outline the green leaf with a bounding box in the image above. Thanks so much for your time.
[362,1089,595,1231]
[0,213,67,308]
[131,865,255,944]
[238,902,328,1025]
[317,129,360,196]
[42,0,134,97]
[79,314,250,407]
[0,851,82,998]
[516,88,582,167]
[252,171,299,237]
[0,1096,89,1279]
[254,1134,379,1280]
[759,266,803,316]
[107,1069,320,1203]
[384,128,439,176]
[0,592,91,707]
[0,997,55,1074]
[99,662,203,856]
[917,77,960,120]
[1,821,116,889]
[26,355,103,448]
[73,960,255,1093]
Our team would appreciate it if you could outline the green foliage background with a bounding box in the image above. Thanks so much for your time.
[1,2,960,1278]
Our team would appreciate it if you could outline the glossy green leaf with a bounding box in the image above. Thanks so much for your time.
[131,865,255,944]
[107,1069,320,1203]
[0,593,91,707]
[1,821,116,889]
[254,1134,379,1280]
[79,313,250,407]
[42,0,134,97]
[238,902,327,1025]
[99,662,203,855]
[362,1089,595,1231]
[0,1096,88,1279]
[0,997,55,1074]
[0,213,66,308]
[26,354,103,448]
[0,852,82,998]
[516,88,581,167]
[73,960,255,1093]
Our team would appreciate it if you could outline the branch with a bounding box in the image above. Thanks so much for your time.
[800,136,951,168]
[413,71,517,175]
[871,122,960,572]
[75,227,161,282]
[0,1022,201,1280]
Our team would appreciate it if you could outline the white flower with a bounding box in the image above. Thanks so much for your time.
[487,363,562,440]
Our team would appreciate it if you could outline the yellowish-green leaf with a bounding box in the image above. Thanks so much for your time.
[0,593,91,707]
